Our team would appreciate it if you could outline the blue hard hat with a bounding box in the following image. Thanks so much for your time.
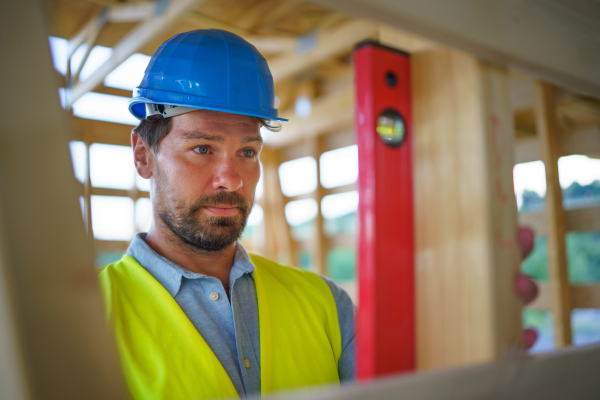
[129,29,287,122]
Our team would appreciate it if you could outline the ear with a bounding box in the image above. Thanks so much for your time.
[132,131,154,179]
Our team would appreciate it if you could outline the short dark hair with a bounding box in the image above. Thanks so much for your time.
[132,113,281,152]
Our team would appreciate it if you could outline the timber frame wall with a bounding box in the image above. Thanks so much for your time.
[2,0,600,398]
[56,0,600,363]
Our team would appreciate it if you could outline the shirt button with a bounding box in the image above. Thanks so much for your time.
[209,292,219,301]
[244,359,251,369]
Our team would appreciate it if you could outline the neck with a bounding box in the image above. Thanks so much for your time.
[143,220,236,291]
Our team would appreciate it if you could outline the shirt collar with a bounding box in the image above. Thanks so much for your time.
[126,232,255,297]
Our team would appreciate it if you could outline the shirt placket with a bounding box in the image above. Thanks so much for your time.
[230,273,261,395]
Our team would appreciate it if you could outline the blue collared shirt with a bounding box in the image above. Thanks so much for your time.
[126,233,355,397]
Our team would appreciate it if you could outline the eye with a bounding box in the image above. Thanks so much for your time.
[194,145,210,155]
[242,149,256,157]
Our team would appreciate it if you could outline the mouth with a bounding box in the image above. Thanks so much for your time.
[204,205,240,217]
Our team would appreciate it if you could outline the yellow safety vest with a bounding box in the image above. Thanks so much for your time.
[98,253,341,399]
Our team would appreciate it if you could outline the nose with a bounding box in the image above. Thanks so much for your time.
[211,155,243,192]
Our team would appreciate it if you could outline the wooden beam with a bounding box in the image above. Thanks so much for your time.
[535,80,572,347]
[313,135,328,276]
[313,0,600,98]
[68,0,206,107]
[378,25,437,53]
[572,284,600,310]
[260,147,295,265]
[514,125,600,164]
[519,205,600,236]
[69,116,133,147]
[90,187,150,198]
[0,0,125,397]
[413,49,522,370]
[269,19,378,83]
[269,86,353,147]
[528,283,600,311]
[273,343,600,400]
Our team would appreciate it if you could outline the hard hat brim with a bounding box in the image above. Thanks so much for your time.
[129,96,289,123]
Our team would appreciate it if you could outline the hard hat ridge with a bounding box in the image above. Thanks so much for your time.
[129,29,288,122]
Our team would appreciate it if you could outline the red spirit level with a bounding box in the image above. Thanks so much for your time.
[354,41,415,379]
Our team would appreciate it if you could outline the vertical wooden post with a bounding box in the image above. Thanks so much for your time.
[413,49,523,369]
[0,0,125,398]
[534,81,572,347]
[313,135,329,276]
[83,135,93,240]
[260,147,295,265]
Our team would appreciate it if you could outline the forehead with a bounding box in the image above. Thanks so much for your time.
[170,109,260,137]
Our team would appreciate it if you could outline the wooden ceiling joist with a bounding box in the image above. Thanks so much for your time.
[67,0,207,108]
[268,19,378,83]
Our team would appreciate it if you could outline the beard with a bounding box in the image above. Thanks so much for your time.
[154,169,252,252]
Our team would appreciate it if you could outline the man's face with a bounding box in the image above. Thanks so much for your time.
[148,110,262,252]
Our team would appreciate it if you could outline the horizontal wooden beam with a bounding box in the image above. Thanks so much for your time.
[313,0,600,99]
[527,283,600,310]
[269,19,378,83]
[90,187,149,198]
[378,25,437,53]
[514,125,600,164]
[268,86,353,147]
[273,343,600,400]
[69,116,133,146]
[519,205,600,236]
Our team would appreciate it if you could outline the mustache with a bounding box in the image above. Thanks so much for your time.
[190,191,250,213]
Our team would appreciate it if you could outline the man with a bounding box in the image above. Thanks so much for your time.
[99,28,539,400]
[99,29,355,400]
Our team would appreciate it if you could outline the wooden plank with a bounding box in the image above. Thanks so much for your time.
[69,116,133,147]
[83,133,93,239]
[260,147,295,265]
[313,136,328,276]
[68,0,207,107]
[560,126,600,157]
[0,0,125,397]
[268,19,378,83]
[527,283,600,310]
[519,205,600,236]
[90,188,150,198]
[271,343,600,400]
[270,86,353,148]
[572,284,600,310]
[378,25,437,53]
[514,125,600,164]
[313,0,600,98]
[565,206,600,232]
[413,48,522,370]
[324,183,356,196]
[535,80,572,346]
